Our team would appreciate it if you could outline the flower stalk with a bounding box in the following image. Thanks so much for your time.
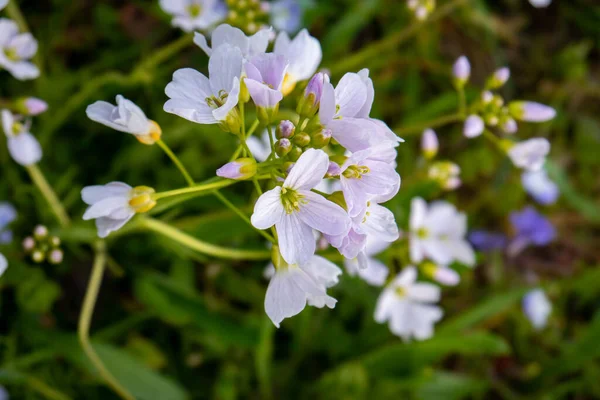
[26,164,71,227]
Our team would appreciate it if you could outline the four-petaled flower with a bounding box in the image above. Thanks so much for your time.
[1,109,42,166]
[159,0,226,32]
[0,18,39,80]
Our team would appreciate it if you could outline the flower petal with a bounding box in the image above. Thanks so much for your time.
[276,213,315,265]
[297,190,350,236]
[283,148,329,190]
[251,186,284,229]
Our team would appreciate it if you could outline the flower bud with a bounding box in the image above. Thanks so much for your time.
[287,147,303,161]
[463,115,484,138]
[128,186,157,213]
[15,97,48,116]
[34,225,48,240]
[485,115,499,126]
[481,91,494,104]
[422,262,460,286]
[32,250,45,263]
[276,120,295,139]
[216,158,257,180]
[298,72,326,117]
[292,132,310,147]
[502,118,518,134]
[326,161,342,177]
[508,101,556,122]
[487,67,510,89]
[275,139,292,157]
[49,236,61,247]
[311,128,332,148]
[452,56,470,86]
[22,236,35,252]
[421,128,438,160]
[48,249,64,265]
[219,108,242,135]
[257,103,279,125]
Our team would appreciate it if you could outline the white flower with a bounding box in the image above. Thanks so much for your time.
[523,289,551,329]
[244,53,288,109]
[159,0,226,32]
[0,252,7,277]
[0,0,7,11]
[1,109,41,166]
[265,255,340,327]
[509,101,556,122]
[529,0,551,8]
[86,95,162,144]
[250,149,351,265]
[273,29,322,95]
[344,238,390,286]
[375,266,443,341]
[164,44,242,129]
[194,23,271,59]
[0,18,39,80]
[508,138,550,171]
[463,115,484,138]
[409,197,475,267]
[81,182,156,238]
[521,169,559,205]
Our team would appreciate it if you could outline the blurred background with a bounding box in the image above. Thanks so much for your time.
[1,0,600,399]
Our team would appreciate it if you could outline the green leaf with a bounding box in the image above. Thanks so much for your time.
[416,372,487,400]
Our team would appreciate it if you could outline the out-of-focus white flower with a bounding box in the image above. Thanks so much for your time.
[508,138,550,171]
[502,118,518,134]
[0,202,16,244]
[1,109,41,166]
[164,44,243,133]
[159,0,226,32]
[529,0,551,8]
[409,197,475,267]
[251,149,351,265]
[521,169,559,205]
[375,266,443,341]
[0,252,7,277]
[0,0,8,11]
[428,161,461,191]
[81,182,156,238]
[463,115,485,138]
[407,0,436,21]
[421,128,438,160]
[269,0,302,34]
[509,101,556,122]
[452,55,470,85]
[273,29,322,95]
[344,238,390,286]
[0,18,39,80]
[87,95,162,145]
[194,23,270,59]
[0,384,8,400]
[523,289,551,329]
[265,253,340,327]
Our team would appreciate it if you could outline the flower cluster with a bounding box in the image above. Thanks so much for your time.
[22,225,64,264]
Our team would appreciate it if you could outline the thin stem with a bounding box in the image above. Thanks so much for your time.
[152,180,236,200]
[267,125,275,160]
[26,375,73,400]
[26,164,70,227]
[229,145,243,161]
[78,241,135,400]
[156,139,195,186]
[213,191,275,243]
[247,120,260,137]
[329,0,468,75]
[483,129,504,150]
[142,218,271,260]
[5,1,29,32]
[457,87,467,117]
[394,113,463,136]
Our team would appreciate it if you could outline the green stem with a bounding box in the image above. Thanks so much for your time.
[267,125,275,160]
[213,191,275,243]
[394,113,463,136]
[26,375,73,400]
[457,87,467,117]
[142,218,271,260]
[78,241,135,400]
[328,0,468,75]
[156,139,195,186]
[26,164,71,227]
[152,180,236,200]
[247,120,260,137]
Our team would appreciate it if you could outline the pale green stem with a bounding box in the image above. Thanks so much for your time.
[152,180,236,200]
[156,139,195,186]
[267,125,275,161]
[78,241,135,400]
[247,120,260,137]
[457,87,467,117]
[394,113,463,136]
[25,375,73,400]
[26,164,71,227]
[213,191,275,243]
[141,218,271,260]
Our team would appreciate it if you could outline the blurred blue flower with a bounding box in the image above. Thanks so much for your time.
[270,0,302,34]
[0,202,17,244]
[468,230,507,251]
[521,169,559,205]
[508,206,555,256]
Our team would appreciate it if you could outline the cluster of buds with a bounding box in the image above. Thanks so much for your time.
[407,0,436,20]
[22,225,63,264]
[420,129,461,191]
[225,0,269,34]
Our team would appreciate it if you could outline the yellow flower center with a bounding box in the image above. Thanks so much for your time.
[135,120,162,145]
[187,3,202,17]
[205,90,229,109]
[4,48,19,62]
[394,286,406,297]
[280,187,306,214]
[129,186,157,213]
[417,227,429,239]
[342,165,370,179]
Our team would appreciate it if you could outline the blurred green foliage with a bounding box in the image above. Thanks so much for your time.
[1,0,600,399]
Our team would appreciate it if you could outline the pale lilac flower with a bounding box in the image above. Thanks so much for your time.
[244,53,288,109]
[0,18,39,80]
[529,0,551,8]
[409,197,475,267]
[508,138,550,171]
[0,253,7,277]
[274,29,321,95]
[375,266,443,341]
[0,202,16,244]
[87,95,162,144]
[265,255,340,327]
[164,44,242,129]
[509,101,556,122]
[0,0,7,11]
[508,206,555,256]
[250,149,351,265]
[488,67,510,89]
[159,0,226,32]
[523,289,551,329]
[2,109,41,166]
[344,237,390,287]
[521,169,559,205]
[216,158,257,180]
[502,118,518,134]
[463,115,484,138]
[270,0,302,34]
[81,183,156,238]
[340,145,401,217]
[194,23,271,59]
[452,55,470,84]
[421,128,438,159]
[247,130,272,162]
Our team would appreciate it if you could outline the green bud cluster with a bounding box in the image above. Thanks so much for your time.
[22,225,64,265]
[473,91,516,133]
[225,0,268,34]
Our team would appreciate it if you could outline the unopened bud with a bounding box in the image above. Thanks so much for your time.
[288,147,303,161]
[275,139,292,157]
[292,132,310,147]
[216,158,257,180]
[22,236,35,252]
[257,104,279,125]
[32,250,45,263]
[129,186,156,213]
[463,115,485,138]
[428,161,461,191]
[48,249,64,265]
[508,101,556,122]
[219,108,242,135]
[481,91,494,104]
[311,128,332,148]
[276,120,295,139]
[239,78,250,104]
[487,67,510,89]
[422,262,460,286]
[15,97,48,116]
[502,118,518,134]
[486,115,499,126]
[34,225,48,239]
[452,56,470,86]
[298,72,326,117]
[49,236,61,247]
[421,128,438,160]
